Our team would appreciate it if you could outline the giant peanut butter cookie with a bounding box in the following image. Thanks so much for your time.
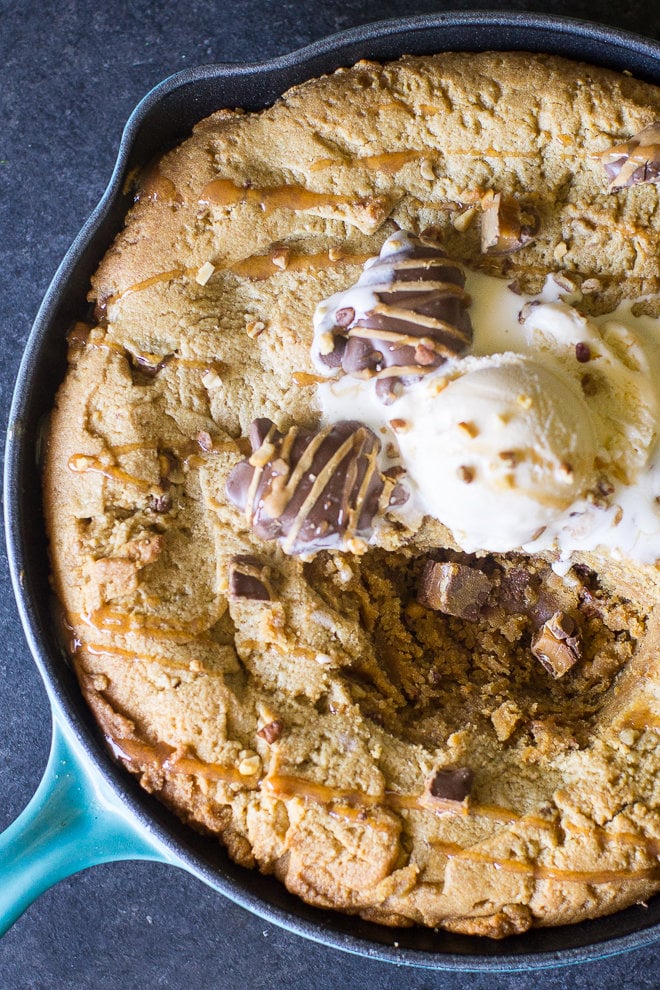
[44,53,660,937]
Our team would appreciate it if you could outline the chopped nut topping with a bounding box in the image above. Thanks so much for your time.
[452,206,478,232]
[457,465,475,484]
[201,368,222,389]
[553,241,568,261]
[457,420,478,438]
[418,560,492,621]
[480,192,539,254]
[552,272,577,293]
[238,754,261,776]
[389,418,410,433]
[531,611,582,678]
[271,246,290,270]
[598,122,660,189]
[420,158,435,181]
[195,261,215,285]
[498,449,519,467]
[245,320,265,339]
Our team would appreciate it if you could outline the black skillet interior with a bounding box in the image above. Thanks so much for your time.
[6,12,660,971]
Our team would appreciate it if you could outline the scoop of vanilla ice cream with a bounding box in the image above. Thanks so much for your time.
[522,301,658,486]
[391,353,600,552]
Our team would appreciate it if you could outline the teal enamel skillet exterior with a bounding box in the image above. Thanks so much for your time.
[3,11,660,969]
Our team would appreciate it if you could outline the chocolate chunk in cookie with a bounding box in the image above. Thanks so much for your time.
[257,720,283,744]
[226,418,385,555]
[427,766,474,804]
[531,611,582,678]
[598,121,660,189]
[228,555,273,601]
[480,191,540,254]
[417,560,492,620]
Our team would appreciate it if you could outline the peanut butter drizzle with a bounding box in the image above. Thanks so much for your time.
[106,268,186,307]
[309,150,424,174]
[430,840,660,886]
[78,605,221,644]
[67,454,160,494]
[135,168,182,204]
[199,177,359,213]
[107,734,258,786]
[85,642,220,676]
[96,728,660,886]
[620,705,660,733]
[230,250,372,281]
[265,774,660,885]
[291,371,328,386]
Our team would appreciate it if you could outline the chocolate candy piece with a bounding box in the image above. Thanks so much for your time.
[417,561,492,621]
[598,122,660,189]
[427,766,474,804]
[531,611,582,678]
[314,231,472,403]
[257,720,283,744]
[480,192,540,255]
[228,555,273,601]
[226,418,386,555]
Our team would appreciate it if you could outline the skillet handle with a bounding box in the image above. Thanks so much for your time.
[0,715,173,936]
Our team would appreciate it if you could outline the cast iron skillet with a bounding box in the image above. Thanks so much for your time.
[3,11,660,971]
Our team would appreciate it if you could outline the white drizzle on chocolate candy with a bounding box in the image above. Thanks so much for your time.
[598,121,660,190]
[225,418,403,555]
[312,230,472,402]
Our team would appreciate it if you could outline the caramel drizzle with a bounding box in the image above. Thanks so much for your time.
[77,606,221,644]
[199,177,358,214]
[100,726,660,886]
[429,840,660,886]
[107,734,259,786]
[291,371,328,386]
[265,774,660,884]
[86,336,222,377]
[67,454,160,494]
[85,642,220,676]
[310,150,424,174]
[106,268,186,307]
[620,707,660,733]
[104,251,373,309]
[230,250,372,281]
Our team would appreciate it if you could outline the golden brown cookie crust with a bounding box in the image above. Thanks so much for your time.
[44,52,660,938]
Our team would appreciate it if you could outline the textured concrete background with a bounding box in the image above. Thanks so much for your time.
[1,1,659,986]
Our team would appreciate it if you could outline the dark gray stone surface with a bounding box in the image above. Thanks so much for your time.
[0,1,659,987]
